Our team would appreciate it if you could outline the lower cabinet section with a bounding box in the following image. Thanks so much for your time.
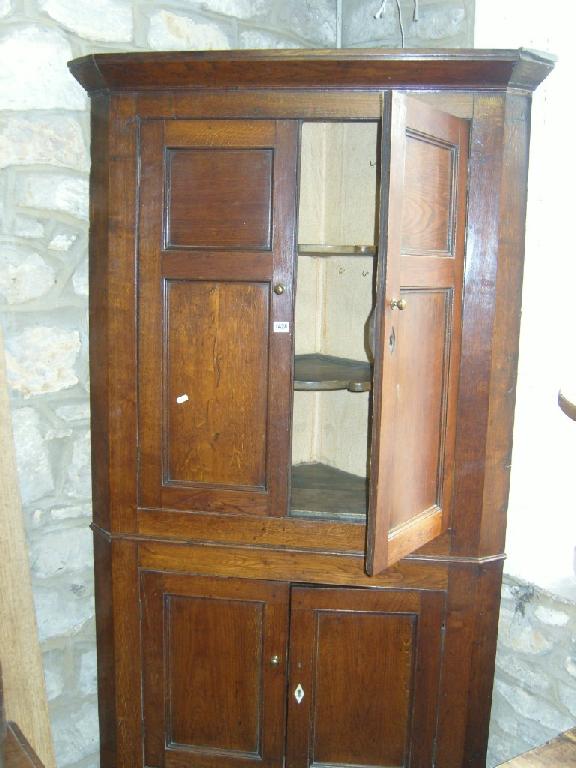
[140,572,446,768]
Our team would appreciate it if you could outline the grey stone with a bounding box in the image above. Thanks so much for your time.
[48,232,78,252]
[495,679,575,732]
[494,654,551,697]
[78,648,97,695]
[0,115,89,171]
[342,0,471,47]
[13,216,45,239]
[50,502,91,520]
[11,407,55,505]
[190,0,268,19]
[0,26,86,111]
[39,0,133,42]
[0,0,11,18]
[557,681,576,717]
[534,605,570,627]
[566,655,576,678]
[52,701,99,767]
[148,10,234,49]
[239,27,301,48]
[17,174,89,220]
[31,526,93,579]
[273,0,336,46]
[34,583,94,642]
[497,612,553,655]
[64,430,92,498]
[56,402,90,422]
[72,258,88,296]
[43,649,66,700]
[5,326,81,397]
[0,246,55,304]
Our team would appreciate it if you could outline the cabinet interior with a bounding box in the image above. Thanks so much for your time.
[291,122,379,523]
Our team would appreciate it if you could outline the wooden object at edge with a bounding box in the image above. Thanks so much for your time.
[0,327,55,768]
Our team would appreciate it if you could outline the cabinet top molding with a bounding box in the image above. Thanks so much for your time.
[68,48,554,95]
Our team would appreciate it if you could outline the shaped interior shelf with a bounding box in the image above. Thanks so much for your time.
[298,244,377,257]
[294,354,372,393]
[290,462,367,522]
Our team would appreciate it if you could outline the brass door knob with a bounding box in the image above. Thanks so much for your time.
[390,297,407,311]
[273,283,286,295]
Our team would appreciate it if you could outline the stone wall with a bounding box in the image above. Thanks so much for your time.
[0,3,473,767]
[487,575,576,766]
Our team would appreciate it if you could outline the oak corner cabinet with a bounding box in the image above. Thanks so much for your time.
[69,49,554,768]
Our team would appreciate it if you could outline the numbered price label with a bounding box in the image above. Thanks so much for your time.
[273,321,290,333]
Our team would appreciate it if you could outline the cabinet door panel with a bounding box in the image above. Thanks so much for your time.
[141,573,289,768]
[166,280,269,488]
[138,120,297,517]
[286,587,445,768]
[367,94,469,574]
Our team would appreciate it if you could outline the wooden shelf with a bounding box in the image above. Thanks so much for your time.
[298,244,376,257]
[294,354,372,392]
[290,462,367,522]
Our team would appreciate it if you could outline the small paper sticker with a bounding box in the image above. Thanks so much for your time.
[176,394,189,404]
[273,321,290,333]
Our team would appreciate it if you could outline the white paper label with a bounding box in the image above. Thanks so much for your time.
[273,321,290,333]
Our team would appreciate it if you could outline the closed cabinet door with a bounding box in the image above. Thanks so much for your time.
[285,586,446,768]
[140,572,290,768]
[138,119,298,518]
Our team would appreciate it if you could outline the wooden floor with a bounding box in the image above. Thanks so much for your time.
[498,728,576,766]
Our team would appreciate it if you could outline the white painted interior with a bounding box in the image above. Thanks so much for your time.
[292,123,377,477]
[475,1,576,598]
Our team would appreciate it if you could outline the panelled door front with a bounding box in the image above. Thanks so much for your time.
[285,586,446,768]
[367,93,470,574]
[140,573,290,768]
[138,119,298,516]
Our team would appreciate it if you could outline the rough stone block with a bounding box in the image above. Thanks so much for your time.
[72,258,88,296]
[43,649,67,700]
[534,605,570,626]
[48,232,79,252]
[34,583,94,642]
[17,173,89,220]
[5,326,81,397]
[56,402,90,422]
[272,0,336,46]
[239,28,301,48]
[0,246,55,304]
[0,25,86,110]
[39,0,133,42]
[342,0,471,47]
[13,216,45,239]
[495,678,574,732]
[31,526,93,579]
[148,10,234,49]
[64,430,92,498]
[0,0,11,18]
[77,648,97,695]
[0,115,89,171]
[51,701,99,767]
[11,407,55,505]
[497,613,553,655]
[191,0,267,20]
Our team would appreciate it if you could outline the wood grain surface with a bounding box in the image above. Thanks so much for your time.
[0,327,55,768]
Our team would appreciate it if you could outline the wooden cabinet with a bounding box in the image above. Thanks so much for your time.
[70,49,554,767]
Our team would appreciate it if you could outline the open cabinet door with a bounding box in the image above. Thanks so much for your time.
[367,93,469,576]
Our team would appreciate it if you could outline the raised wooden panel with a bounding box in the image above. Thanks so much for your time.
[167,148,273,250]
[165,280,269,488]
[286,587,445,768]
[167,595,263,752]
[401,133,455,254]
[390,288,451,530]
[367,93,468,575]
[313,611,414,766]
[141,573,289,768]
